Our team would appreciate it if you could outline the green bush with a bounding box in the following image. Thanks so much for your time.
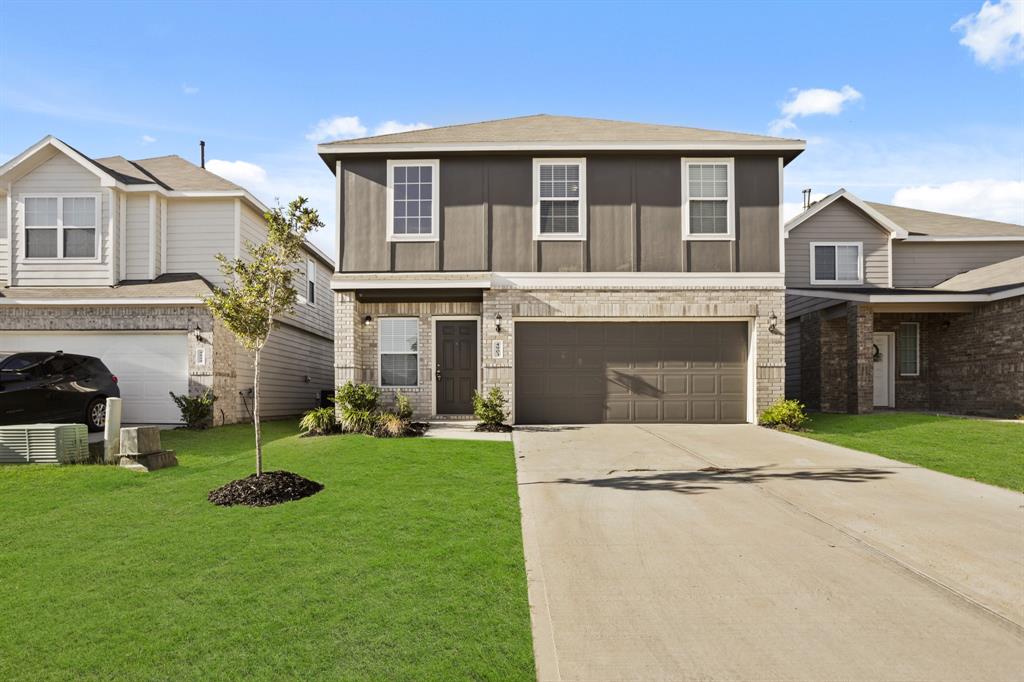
[334,381,380,413]
[393,392,413,421]
[300,406,338,435]
[472,387,509,427]
[169,389,217,429]
[758,399,809,431]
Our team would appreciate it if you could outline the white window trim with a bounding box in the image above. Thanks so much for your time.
[19,193,102,263]
[305,257,316,306]
[378,317,420,388]
[532,157,587,241]
[681,157,735,241]
[898,322,920,377]
[809,241,864,285]
[386,159,439,242]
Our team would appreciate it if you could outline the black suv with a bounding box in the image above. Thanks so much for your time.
[0,351,120,432]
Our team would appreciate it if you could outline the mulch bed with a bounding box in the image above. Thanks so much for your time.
[208,470,324,507]
[474,423,513,433]
[406,422,430,437]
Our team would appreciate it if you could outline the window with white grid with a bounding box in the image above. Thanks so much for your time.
[387,160,439,241]
[682,159,734,239]
[533,158,586,239]
[23,194,99,259]
[379,318,419,387]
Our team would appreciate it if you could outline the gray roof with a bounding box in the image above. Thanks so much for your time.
[0,273,212,302]
[92,154,242,192]
[865,201,1024,238]
[936,255,1024,292]
[319,114,804,148]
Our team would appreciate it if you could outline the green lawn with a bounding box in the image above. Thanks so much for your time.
[0,421,534,681]
[797,412,1024,491]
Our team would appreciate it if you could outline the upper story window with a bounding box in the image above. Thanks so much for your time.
[533,158,587,240]
[810,241,863,285]
[386,160,439,242]
[306,258,317,305]
[23,194,100,260]
[682,158,734,240]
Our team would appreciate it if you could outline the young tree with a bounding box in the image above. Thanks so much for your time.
[205,197,323,476]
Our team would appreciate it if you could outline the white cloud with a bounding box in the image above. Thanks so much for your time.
[305,116,367,142]
[891,180,1024,224]
[182,84,200,95]
[770,85,863,135]
[953,0,1024,68]
[205,159,268,185]
[372,120,432,136]
[141,135,157,144]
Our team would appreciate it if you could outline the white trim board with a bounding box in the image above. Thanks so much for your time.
[787,286,1024,303]
[318,141,806,155]
[0,297,205,306]
[785,189,909,238]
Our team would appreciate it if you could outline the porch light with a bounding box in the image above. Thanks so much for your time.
[363,315,373,326]
[495,313,502,333]
[768,312,778,333]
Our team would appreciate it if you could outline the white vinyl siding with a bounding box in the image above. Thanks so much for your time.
[10,151,110,286]
[124,194,151,279]
[386,160,439,242]
[378,317,419,387]
[164,198,234,285]
[682,158,734,240]
[898,322,919,376]
[785,197,890,289]
[0,195,8,284]
[533,158,587,240]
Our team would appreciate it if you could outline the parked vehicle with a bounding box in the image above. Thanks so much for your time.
[0,351,119,432]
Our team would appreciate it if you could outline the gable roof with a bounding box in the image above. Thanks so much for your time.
[935,255,1024,292]
[784,189,909,238]
[864,201,1024,238]
[317,114,805,165]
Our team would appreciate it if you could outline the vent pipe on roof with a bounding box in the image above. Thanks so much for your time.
[802,188,812,211]
[200,140,206,169]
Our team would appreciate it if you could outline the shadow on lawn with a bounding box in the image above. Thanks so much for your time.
[528,464,894,495]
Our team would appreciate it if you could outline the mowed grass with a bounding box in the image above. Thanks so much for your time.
[0,421,534,681]
[797,412,1024,491]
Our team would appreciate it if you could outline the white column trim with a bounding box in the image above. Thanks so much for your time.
[107,187,117,285]
[160,197,167,275]
[6,185,14,285]
[233,198,241,260]
[335,160,342,272]
[148,193,156,280]
[118,193,127,281]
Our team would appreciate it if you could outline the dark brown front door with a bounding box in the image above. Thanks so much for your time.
[436,320,478,414]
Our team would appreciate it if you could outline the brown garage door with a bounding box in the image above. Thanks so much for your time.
[515,322,748,424]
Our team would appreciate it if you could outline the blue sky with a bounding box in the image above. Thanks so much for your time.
[2,0,1022,255]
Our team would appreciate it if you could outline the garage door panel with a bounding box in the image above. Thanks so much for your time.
[515,321,748,424]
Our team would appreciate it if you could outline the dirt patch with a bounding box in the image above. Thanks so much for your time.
[208,471,324,507]
[475,423,513,433]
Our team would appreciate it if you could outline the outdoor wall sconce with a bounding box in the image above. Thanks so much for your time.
[193,324,206,343]
[495,313,503,333]
[768,311,778,333]
[363,315,373,326]
[303,375,311,383]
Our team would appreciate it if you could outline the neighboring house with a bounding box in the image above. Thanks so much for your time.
[318,114,804,424]
[0,136,334,425]
[784,189,1024,418]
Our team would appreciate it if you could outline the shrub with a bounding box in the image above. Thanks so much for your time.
[472,387,509,427]
[334,381,379,413]
[373,411,407,438]
[340,408,377,435]
[299,406,338,435]
[169,389,217,429]
[393,392,413,421]
[758,399,809,431]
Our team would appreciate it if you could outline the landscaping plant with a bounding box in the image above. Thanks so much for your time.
[334,381,381,434]
[473,387,511,432]
[758,398,809,431]
[168,389,217,429]
[299,406,338,436]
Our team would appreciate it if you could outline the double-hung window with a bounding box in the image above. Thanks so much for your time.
[533,158,586,240]
[379,318,419,387]
[898,322,919,376]
[387,160,439,241]
[810,242,863,285]
[23,194,100,260]
[682,158,734,239]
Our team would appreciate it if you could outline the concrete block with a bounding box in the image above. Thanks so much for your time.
[118,450,178,472]
[120,426,163,456]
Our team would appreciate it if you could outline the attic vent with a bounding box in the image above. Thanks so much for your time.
[0,424,89,464]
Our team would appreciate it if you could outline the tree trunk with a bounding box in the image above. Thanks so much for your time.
[253,347,262,476]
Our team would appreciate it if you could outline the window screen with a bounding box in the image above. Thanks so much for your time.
[379,318,419,387]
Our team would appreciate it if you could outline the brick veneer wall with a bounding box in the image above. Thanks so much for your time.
[0,304,240,425]
[846,303,874,414]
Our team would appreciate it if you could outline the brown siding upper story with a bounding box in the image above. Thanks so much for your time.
[337,154,782,274]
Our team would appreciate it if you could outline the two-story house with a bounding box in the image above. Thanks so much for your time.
[318,115,804,424]
[0,136,335,425]
[784,189,1024,418]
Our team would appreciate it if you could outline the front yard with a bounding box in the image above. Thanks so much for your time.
[796,412,1024,491]
[0,421,534,680]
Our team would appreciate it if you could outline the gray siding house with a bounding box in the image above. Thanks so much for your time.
[0,136,334,425]
[785,189,1024,417]
[319,115,804,424]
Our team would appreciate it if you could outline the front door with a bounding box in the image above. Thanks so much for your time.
[436,320,477,415]
[872,332,893,407]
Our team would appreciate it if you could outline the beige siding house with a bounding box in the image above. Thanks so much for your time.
[0,136,334,425]
[784,188,1024,418]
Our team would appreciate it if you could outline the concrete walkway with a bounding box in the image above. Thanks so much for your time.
[513,424,1024,681]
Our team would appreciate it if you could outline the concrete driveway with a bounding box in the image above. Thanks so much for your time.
[513,424,1024,681]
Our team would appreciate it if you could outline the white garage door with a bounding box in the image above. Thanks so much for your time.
[0,332,188,424]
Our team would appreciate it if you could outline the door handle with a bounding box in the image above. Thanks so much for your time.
[435,368,442,382]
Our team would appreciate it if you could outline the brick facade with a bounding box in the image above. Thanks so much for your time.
[334,286,786,422]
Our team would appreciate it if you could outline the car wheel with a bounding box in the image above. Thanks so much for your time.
[86,398,107,432]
